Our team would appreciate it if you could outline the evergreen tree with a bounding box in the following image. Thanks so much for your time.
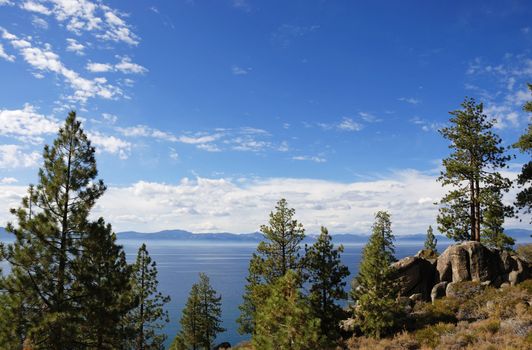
[71,218,133,349]
[196,273,224,350]
[180,273,224,350]
[304,226,350,343]
[128,244,170,350]
[513,84,532,219]
[169,334,186,350]
[253,270,322,350]
[0,112,106,349]
[237,198,305,335]
[424,225,438,253]
[351,211,402,338]
[437,98,513,246]
[180,284,201,350]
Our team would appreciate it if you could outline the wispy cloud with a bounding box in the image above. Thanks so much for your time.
[398,97,421,105]
[292,155,326,163]
[271,24,320,47]
[0,144,40,168]
[318,117,363,132]
[231,65,251,75]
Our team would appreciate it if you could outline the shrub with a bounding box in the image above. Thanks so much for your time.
[414,322,455,348]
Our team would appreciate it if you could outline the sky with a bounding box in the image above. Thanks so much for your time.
[0,0,530,235]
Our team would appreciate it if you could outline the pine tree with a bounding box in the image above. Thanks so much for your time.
[0,112,106,349]
[180,273,224,350]
[424,225,438,253]
[437,98,513,246]
[128,244,170,350]
[351,211,402,338]
[196,273,224,350]
[237,198,305,335]
[71,218,133,349]
[513,84,532,219]
[169,334,186,350]
[252,270,322,350]
[304,226,350,343]
[180,284,202,350]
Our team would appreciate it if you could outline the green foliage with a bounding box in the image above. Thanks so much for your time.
[424,225,438,252]
[351,211,402,338]
[304,226,350,343]
[514,84,532,219]
[0,112,106,349]
[71,218,133,349]
[128,244,170,350]
[180,273,225,350]
[169,334,187,350]
[414,322,455,349]
[437,98,513,245]
[252,270,322,350]
[238,198,305,335]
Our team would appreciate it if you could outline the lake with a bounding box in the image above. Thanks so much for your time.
[117,239,444,348]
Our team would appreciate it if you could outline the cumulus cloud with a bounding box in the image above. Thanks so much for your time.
[1,28,122,102]
[66,38,84,55]
[87,131,131,159]
[86,56,147,74]
[0,104,59,143]
[32,16,49,29]
[18,0,138,45]
[0,145,41,168]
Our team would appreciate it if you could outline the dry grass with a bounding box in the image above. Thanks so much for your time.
[346,279,532,350]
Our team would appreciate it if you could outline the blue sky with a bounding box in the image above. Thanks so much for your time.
[0,0,530,234]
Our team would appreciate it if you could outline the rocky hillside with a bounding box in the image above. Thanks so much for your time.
[393,241,530,303]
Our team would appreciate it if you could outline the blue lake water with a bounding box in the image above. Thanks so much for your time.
[117,239,444,348]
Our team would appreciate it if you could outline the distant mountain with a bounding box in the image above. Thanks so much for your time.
[2,227,530,244]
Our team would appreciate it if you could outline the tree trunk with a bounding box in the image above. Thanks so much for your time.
[470,178,476,241]
[475,177,481,242]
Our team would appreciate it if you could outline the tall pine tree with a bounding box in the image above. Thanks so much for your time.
[437,98,514,248]
[71,218,133,349]
[304,226,349,343]
[253,270,322,350]
[513,84,531,219]
[351,211,401,338]
[0,112,106,349]
[180,273,224,350]
[237,198,305,335]
[128,243,170,350]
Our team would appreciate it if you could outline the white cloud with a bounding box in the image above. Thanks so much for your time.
[0,104,59,143]
[398,97,421,105]
[231,65,251,75]
[17,0,139,45]
[21,1,52,15]
[32,16,49,29]
[358,112,381,123]
[338,117,362,131]
[1,28,122,102]
[0,145,40,168]
[66,38,84,55]
[410,116,444,132]
[0,177,17,184]
[292,155,326,163]
[118,125,178,142]
[86,62,113,72]
[86,56,147,74]
[1,170,528,234]
[87,131,131,159]
[178,134,222,144]
[0,43,15,62]
[115,56,147,74]
[0,0,13,6]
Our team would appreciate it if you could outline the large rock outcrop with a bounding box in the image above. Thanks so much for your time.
[394,241,530,303]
